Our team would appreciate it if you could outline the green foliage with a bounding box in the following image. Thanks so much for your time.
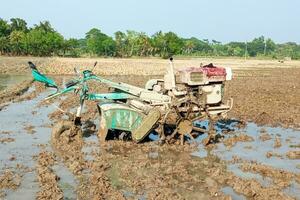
[9,30,26,55]
[62,38,80,57]
[86,28,115,56]
[10,18,28,32]
[0,36,9,54]
[114,31,126,57]
[151,31,167,57]
[34,21,55,33]
[0,18,11,37]
[163,32,183,56]
[0,17,300,59]
[248,36,265,56]
[26,27,64,56]
[276,42,300,59]
[151,31,184,58]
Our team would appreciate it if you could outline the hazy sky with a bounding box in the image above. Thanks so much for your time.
[1,0,299,43]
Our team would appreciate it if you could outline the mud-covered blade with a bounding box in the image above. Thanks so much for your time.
[132,108,160,142]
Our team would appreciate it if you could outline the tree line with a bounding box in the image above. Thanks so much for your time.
[1,18,300,59]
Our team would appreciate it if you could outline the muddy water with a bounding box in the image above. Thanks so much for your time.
[201,122,300,199]
[0,87,77,199]
[0,84,300,199]
[0,89,54,199]
[0,74,31,91]
[212,123,300,173]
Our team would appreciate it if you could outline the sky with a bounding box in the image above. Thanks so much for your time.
[0,0,299,43]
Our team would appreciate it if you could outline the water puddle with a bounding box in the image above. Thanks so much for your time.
[123,191,146,200]
[284,181,300,199]
[1,82,299,199]
[221,186,246,200]
[3,171,39,200]
[82,134,99,161]
[192,121,300,198]
[227,164,273,187]
[52,163,78,200]
[0,74,31,91]
[212,122,300,173]
[0,88,56,198]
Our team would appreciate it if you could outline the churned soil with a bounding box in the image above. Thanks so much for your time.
[36,151,63,200]
[45,68,300,129]
[224,68,300,128]
[1,57,300,199]
[1,57,300,128]
[0,80,32,105]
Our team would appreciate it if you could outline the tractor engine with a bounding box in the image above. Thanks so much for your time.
[143,60,233,144]
[176,63,232,108]
[145,61,233,118]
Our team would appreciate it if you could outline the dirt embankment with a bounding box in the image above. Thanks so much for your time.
[0,80,33,106]
[0,76,62,108]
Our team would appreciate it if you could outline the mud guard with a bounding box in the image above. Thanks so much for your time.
[131,108,160,142]
[98,102,161,142]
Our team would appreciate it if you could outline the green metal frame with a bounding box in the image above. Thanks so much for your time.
[30,66,160,141]
[99,102,145,132]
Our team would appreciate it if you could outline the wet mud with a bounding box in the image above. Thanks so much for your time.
[0,68,300,199]
[0,170,22,190]
[36,151,63,200]
[0,80,33,105]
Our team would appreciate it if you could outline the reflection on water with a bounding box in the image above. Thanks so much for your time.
[0,74,31,91]
[192,120,300,199]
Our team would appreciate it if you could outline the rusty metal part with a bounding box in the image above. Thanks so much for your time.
[177,119,194,145]
[177,119,193,135]
[203,119,217,145]
[98,114,108,144]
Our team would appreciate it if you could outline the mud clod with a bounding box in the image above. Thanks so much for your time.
[0,131,12,135]
[24,125,36,134]
[51,121,85,175]
[0,137,15,143]
[223,134,254,147]
[255,112,275,126]
[0,80,33,105]
[226,174,294,200]
[0,170,21,190]
[36,151,63,200]
[286,151,300,160]
[273,136,282,148]
[240,162,295,188]
[266,151,282,158]
[259,132,272,141]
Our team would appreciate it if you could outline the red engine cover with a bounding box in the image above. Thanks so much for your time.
[180,63,226,77]
[201,64,226,77]
[178,63,227,84]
